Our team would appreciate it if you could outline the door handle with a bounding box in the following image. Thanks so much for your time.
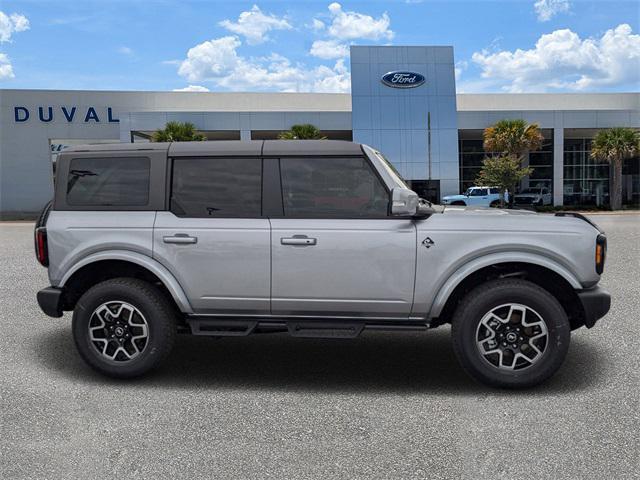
[163,234,198,245]
[281,235,317,246]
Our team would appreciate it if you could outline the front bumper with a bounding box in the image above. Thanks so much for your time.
[577,286,611,328]
[37,287,64,318]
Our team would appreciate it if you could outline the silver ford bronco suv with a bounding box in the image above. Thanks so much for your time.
[35,140,610,388]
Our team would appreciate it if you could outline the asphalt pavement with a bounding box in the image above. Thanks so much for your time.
[1,215,638,479]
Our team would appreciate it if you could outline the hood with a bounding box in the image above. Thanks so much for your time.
[442,205,536,216]
[442,194,466,201]
[515,193,541,198]
[436,205,600,234]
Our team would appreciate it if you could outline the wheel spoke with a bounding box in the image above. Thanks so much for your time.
[87,301,149,363]
[475,303,549,371]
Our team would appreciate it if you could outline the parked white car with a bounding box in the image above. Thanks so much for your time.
[515,187,552,206]
[442,186,507,207]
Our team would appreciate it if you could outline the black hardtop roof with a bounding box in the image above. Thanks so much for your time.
[64,140,363,157]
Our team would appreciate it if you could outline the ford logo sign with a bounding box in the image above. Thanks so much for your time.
[381,71,425,89]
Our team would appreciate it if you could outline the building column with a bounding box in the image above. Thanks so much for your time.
[553,127,564,206]
[240,130,251,141]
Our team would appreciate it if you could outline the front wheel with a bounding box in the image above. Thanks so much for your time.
[72,278,177,378]
[451,279,570,388]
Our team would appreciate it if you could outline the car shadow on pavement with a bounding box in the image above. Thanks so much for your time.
[35,325,605,395]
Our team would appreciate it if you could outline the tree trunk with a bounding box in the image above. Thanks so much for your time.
[610,159,623,210]
[508,183,516,209]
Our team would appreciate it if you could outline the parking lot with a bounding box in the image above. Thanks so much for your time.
[1,214,638,479]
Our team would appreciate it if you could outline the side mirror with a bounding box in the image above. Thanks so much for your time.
[391,188,419,216]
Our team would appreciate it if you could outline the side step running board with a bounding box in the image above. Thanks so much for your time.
[188,319,258,337]
[186,317,429,338]
[287,322,364,338]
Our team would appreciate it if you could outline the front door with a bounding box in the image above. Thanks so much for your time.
[270,156,417,318]
[153,156,270,314]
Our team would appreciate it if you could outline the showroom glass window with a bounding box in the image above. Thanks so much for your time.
[458,129,554,194]
[528,136,554,192]
[280,157,389,217]
[171,157,262,217]
[564,137,639,207]
[563,138,610,206]
[66,157,150,206]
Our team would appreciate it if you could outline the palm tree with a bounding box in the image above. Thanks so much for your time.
[483,119,544,158]
[481,119,544,207]
[152,121,206,142]
[590,127,640,210]
[278,124,327,140]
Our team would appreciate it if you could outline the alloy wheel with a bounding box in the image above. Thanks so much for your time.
[88,301,149,362]
[475,303,548,370]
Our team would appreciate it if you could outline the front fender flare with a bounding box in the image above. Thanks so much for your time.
[428,252,582,319]
[59,250,193,313]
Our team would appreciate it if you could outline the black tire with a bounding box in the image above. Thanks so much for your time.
[451,279,570,389]
[489,200,500,208]
[72,278,176,378]
[450,201,466,206]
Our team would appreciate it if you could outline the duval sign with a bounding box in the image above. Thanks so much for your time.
[14,106,119,123]
[381,71,425,89]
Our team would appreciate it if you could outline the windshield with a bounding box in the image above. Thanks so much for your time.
[366,147,409,189]
[519,188,540,194]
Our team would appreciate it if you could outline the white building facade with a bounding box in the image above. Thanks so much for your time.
[1,45,638,216]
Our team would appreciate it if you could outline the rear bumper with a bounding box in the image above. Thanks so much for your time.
[37,287,64,318]
[577,286,611,328]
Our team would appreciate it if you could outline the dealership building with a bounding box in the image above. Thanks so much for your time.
[1,45,638,217]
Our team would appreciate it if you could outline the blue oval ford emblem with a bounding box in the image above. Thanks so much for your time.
[381,71,425,89]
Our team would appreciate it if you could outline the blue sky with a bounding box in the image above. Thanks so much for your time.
[0,0,638,93]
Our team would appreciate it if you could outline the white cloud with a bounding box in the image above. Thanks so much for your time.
[471,24,640,92]
[177,35,350,92]
[324,2,393,41]
[219,5,291,45]
[118,46,134,55]
[173,85,210,92]
[310,39,349,59]
[0,11,29,43]
[0,52,14,79]
[534,0,570,22]
[178,36,242,82]
[310,19,325,31]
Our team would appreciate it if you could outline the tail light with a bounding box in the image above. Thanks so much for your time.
[35,227,49,267]
[34,201,52,267]
[595,234,607,275]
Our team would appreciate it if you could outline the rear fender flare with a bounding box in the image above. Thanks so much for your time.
[59,250,193,313]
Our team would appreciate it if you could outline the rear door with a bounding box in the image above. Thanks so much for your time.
[153,156,270,314]
[269,155,417,318]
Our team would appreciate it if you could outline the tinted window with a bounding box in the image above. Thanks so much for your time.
[280,157,388,217]
[67,157,150,206]
[489,188,499,194]
[468,188,488,196]
[171,157,262,217]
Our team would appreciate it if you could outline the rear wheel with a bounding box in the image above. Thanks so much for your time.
[451,279,570,388]
[489,200,500,208]
[72,278,176,378]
